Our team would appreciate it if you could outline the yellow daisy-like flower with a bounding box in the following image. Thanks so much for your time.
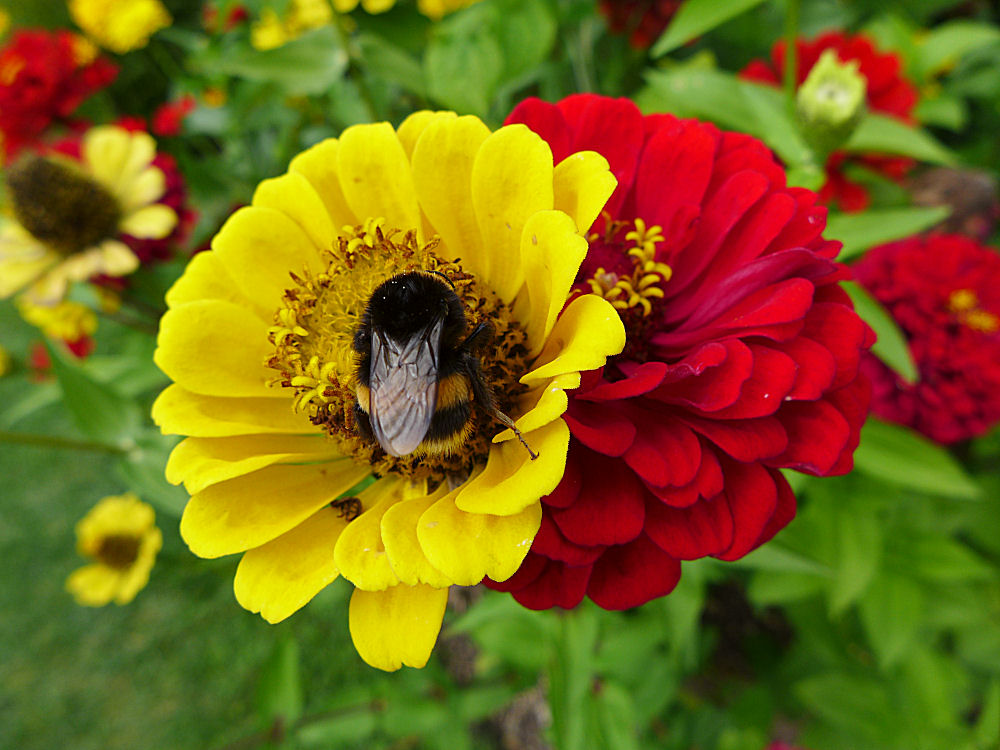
[67,0,172,54]
[153,112,624,671]
[17,297,98,342]
[0,125,177,305]
[251,0,334,51]
[66,492,162,606]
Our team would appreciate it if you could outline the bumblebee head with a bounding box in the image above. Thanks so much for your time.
[367,271,465,342]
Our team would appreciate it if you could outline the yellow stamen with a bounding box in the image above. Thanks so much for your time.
[588,217,672,318]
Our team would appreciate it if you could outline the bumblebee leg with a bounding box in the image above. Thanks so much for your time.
[462,353,538,461]
[460,322,492,351]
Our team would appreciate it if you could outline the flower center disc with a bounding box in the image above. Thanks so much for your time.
[5,155,122,256]
[267,220,530,486]
[96,533,142,569]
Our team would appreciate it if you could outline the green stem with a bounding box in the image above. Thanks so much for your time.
[782,0,801,112]
[332,12,380,123]
[98,308,159,337]
[0,430,127,455]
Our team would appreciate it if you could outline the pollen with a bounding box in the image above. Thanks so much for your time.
[5,155,122,256]
[266,220,530,486]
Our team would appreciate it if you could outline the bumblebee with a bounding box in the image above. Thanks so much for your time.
[352,271,536,459]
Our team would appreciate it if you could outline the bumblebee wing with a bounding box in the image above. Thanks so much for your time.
[369,318,443,457]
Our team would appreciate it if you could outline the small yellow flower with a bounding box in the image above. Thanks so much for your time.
[68,0,172,54]
[17,298,98,342]
[251,0,333,50]
[66,493,162,606]
[0,125,177,305]
[332,0,395,14]
[154,112,623,670]
[416,0,480,20]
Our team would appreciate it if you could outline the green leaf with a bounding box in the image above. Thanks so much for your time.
[492,0,556,82]
[732,544,833,576]
[828,496,883,615]
[594,681,639,750]
[549,607,599,750]
[858,570,923,670]
[739,82,818,169]
[917,21,1000,79]
[842,282,919,384]
[355,33,426,97]
[297,712,378,747]
[256,633,303,728]
[854,419,982,500]
[638,67,753,132]
[424,16,503,117]
[191,26,348,95]
[748,570,826,606]
[651,0,768,57]
[891,533,995,583]
[116,431,187,518]
[846,113,957,165]
[794,672,895,743]
[826,206,951,261]
[914,94,968,131]
[45,340,143,448]
[974,680,1000,749]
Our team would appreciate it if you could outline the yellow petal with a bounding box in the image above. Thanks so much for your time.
[492,371,580,443]
[516,210,587,357]
[252,171,335,256]
[553,151,616,235]
[519,294,625,386]
[181,461,369,558]
[66,564,120,607]
[411,115,491,280]
[119,203,177,239]
[97,240,140,276]
[153,384,313,437]
[234,505,349,623]
[82,126,134,191]
[119,165,166,211]
[289,139,358,230]
[349,584,448,671]
[165,434,341,494]
[380,488,452,588]
[455,417,569,515]
[211,206,323,315]
[396,110,455,160]
[470,124,554,303]
[164,250,269,319]
[418,485,542,585]
[337,122,422,239]
[334,478,403,591]
[154,300,276,398]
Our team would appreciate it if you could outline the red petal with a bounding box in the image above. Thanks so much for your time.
[579,361,668,401]
[646,493,734,560]
[533,513,605,566]
[505,98,572,163]
[771,398,850,475]
[753,469,797,548]
[587,535,682,610]
[484,552,547,592]
[769,335,836,401]
[543,444,584,509]
[623,411,702,488]
[652,339,753,412]
[511,559,592,610]
[676,413,788,462]
[564,400,637,456]
[715,459,778,561]
[551,452,646,546]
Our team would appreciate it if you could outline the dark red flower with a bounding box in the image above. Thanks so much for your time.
[0,29,117,160]
[599,0,684,49]
[853,234,1000,444]
[487,94,873,611]
[202,2,250,33]
[741,31,919,212]
[152,94,197,137]
[50,119,197,268]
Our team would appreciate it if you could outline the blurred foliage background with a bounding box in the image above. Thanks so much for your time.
[2,0,1000,748]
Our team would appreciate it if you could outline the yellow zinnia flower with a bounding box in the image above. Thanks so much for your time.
[17,297,98,342]
[66,493,162,606]
[0,125,177,305]
[153,112,624,671]
[251,0,334,51]
[67,0,172,54]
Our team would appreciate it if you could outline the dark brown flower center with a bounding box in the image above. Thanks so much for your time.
[266,221,530,486]
[5,155,122,256]
[96,533,141,570]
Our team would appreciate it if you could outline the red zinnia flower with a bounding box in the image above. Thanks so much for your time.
[487,94,873,611]
[50,118,197,269]
[741,31,919,212]
[599,0,684,49]
[0,29,117,160]
[152,94,197,137]
[853,234,1000,444]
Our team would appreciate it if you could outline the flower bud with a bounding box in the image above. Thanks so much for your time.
[796,49,867,159]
